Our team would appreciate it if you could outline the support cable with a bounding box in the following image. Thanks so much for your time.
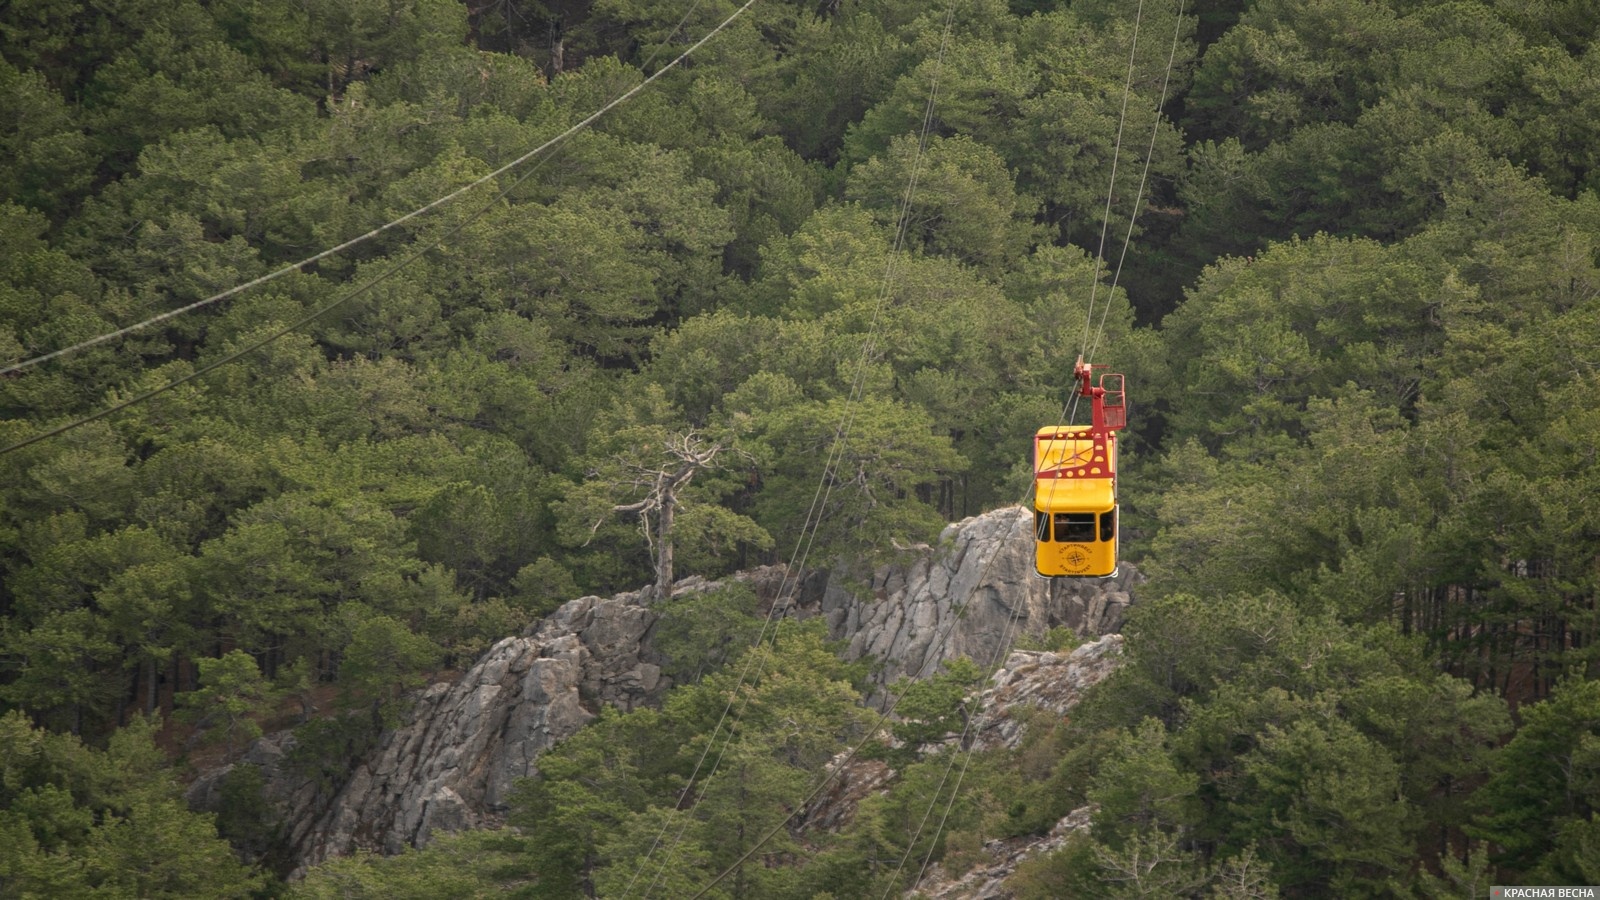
[1088,0,1186,366]
[3,157,548,457]
[692,0,1186,887]
[658,6,960,897]
[898,6,1189,894]
[1077,0,1147,363]
[0,0,760,379]
[0,0,761,457]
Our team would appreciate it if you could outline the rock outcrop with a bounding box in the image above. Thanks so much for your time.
[816,508,1137,689]
[909,805,1097,900]
[192,506,1139,874]
[190,590,670,874]
[899,636,1124,899]
[974,634,1127,750]
[796,755,898,835]
[906,637,1123,899]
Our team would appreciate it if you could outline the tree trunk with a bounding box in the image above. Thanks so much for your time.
[656,489,675,602]
[168,655,181,716]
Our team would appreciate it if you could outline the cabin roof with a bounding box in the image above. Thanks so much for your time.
[1034,477,1115,512]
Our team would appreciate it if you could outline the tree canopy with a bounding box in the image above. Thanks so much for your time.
[4,0,1599,893]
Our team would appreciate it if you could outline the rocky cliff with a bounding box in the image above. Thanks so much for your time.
[815,507,1136,688]
[792,635,1126,900]
[190,506,1139,874]
[908,636,1125,899]
[190,590,670,875]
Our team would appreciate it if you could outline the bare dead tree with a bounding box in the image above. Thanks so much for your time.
[587,430,739,602]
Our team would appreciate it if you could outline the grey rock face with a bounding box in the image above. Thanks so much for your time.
[899,636,1123,899]
[793,636,1124,895]
[197,506,1138,874]
[796,754,897,836]
[909,805,1097,900]
[976,633,1127,750]
[815,507,1138,690]
[191,591,672,875]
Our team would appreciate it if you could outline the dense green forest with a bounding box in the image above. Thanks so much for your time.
[3,0,1598,895]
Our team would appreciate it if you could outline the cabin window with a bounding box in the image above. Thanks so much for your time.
[1054,513,1096,542]
[1034,511,1049,541]
[1100,509,1116,542]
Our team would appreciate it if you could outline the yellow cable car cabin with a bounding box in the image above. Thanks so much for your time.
[1034,358,1126,578]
